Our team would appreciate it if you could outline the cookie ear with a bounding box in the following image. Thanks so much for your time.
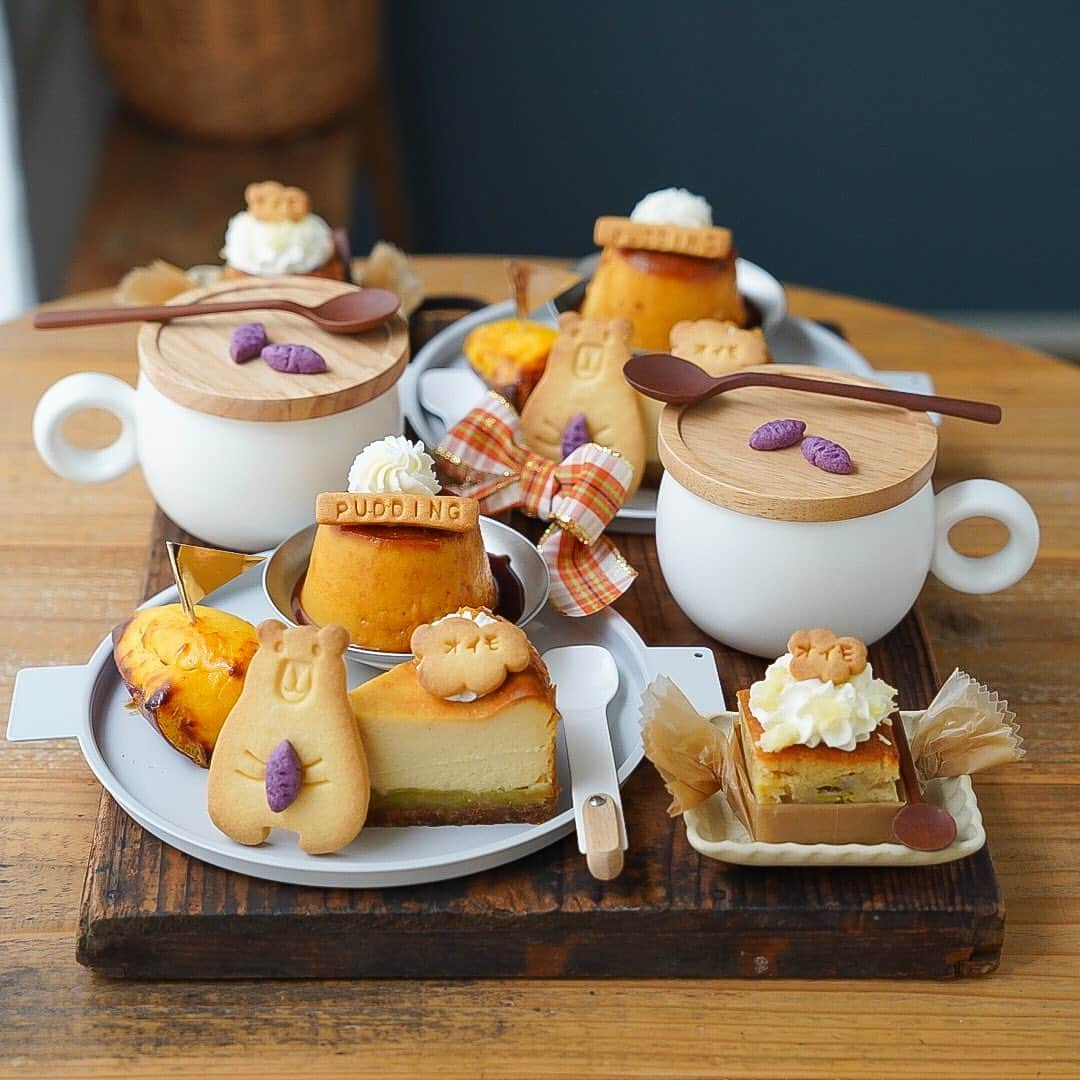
[669,320,692,349]
[257,619,286,648]
[558,311,581,333]
[317,623,350,657]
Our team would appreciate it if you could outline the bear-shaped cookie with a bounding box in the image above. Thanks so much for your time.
[410,609,531,700]
[207,620,370,854]
[669,318,769,375]
[244,180,311,223]
[636,318,773,467]
[519,312,645,496]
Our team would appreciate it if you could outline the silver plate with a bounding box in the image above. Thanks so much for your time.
[263,516,551,669]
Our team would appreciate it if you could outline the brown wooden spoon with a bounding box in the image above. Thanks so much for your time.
[890,710,957,851]
[33,287,401,335]
[623,353,1001,424]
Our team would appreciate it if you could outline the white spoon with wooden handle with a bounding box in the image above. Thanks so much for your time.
[543,645,627,880]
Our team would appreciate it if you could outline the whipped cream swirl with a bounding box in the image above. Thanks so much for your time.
[748,653,897,752]
[630,187,713,229]
[222,210,335,275]
[347,435,440,496]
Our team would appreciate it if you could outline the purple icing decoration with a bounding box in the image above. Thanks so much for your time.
[261,343,328,374]
[229,322,268,363]
[265,739,303,812]
[801,434,854,474]
[561,413,590,458]
[749,418,805,450]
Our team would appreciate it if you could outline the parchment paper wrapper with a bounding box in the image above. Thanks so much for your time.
[361,241,424,316]
[639,676,728,816]
[910,668,1024,783]
[639,668,1021,840]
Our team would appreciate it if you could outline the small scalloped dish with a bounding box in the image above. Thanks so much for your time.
[683,711,986,868]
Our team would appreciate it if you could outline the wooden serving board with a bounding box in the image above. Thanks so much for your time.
[76,507,1004,979]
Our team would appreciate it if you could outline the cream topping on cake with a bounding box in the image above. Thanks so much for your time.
[434,607,497,628]
[347,435,439,496]
[221,210,334,275]
[630,187,713,229]
[748,654,896,753]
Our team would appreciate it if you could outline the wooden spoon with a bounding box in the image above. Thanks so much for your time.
[623,353,1002,424]
[890,711,957,851]
[33,287,401,335]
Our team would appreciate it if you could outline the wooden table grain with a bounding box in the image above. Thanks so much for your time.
[2,257,1078,1078]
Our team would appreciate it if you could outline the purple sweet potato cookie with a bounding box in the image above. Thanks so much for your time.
[229,322,268,363]
[801,434,854,474]
[265,739,303,812]
[262,343,328,374]
[561,413,590,458]
[749,418,805,450]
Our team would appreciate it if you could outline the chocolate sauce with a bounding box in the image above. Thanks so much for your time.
[487,553,525,623]
[620,247,731,281]
[291,552,526,635]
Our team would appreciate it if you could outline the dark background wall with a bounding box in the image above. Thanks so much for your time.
[387,0,1079,312]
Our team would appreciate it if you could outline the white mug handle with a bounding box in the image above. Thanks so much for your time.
[932,479,1039,594]
[33,373,138,484]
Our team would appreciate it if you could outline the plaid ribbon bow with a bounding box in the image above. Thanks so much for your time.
[436,392,637,616]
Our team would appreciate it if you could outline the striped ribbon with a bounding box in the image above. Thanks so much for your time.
[436,393,637,616]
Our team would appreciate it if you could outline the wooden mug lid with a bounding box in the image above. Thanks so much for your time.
[137,276,409,421]
[657,364,938,522]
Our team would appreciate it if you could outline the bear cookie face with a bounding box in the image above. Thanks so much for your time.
[255,620,350,708]
[207,619,370,855]
[519,312,646,495]
[552,312,633,382]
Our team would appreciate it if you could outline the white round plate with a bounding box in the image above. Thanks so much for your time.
[26,564,657,888]
[402,263,889,534]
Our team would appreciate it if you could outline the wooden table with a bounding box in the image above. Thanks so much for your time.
[2,257,1077,1077]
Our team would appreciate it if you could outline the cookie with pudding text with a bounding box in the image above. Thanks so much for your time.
[593,216,733,260]
[207,620,370,854]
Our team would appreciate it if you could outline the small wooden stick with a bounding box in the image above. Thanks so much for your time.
[505,260,531,319]
[582,793,625,880]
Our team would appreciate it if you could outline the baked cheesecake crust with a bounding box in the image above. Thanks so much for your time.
[368,791,559,827]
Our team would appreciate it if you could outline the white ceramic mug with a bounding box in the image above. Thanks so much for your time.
[656,473,1039,658]
[33,372,402,551]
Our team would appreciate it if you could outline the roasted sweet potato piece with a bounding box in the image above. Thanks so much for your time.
[113,603,259,767]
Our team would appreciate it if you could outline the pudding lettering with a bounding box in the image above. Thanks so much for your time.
[315,491,477,533]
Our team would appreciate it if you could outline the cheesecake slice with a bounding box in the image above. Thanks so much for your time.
[348,652,560,825]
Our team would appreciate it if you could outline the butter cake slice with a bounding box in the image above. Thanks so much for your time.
[736,689,900,805]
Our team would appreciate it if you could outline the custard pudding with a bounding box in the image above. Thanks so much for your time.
[581,188,746,353]
[299,436,496,652]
